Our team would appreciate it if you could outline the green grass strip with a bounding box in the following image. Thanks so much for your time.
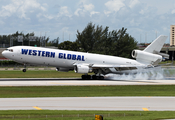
[1,85,175,98]
[0,70,83,78]
[0,110,175,120]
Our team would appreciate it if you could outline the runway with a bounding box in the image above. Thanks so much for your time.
[1,78,175,111]
[0,97,175,111]
[0,78,175,86]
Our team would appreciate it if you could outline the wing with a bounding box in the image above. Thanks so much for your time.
[91,64,148,72]
[92,64,146,68]
[73,63,149,74]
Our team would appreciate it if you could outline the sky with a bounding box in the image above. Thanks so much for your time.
[0,0,175,43]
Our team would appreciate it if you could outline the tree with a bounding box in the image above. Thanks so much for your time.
[58,41,80,51]
[46,37,58,47]
[0,31,52,47]
[76,23,138,58]
[105,27,138,58]
[76,22,108,53]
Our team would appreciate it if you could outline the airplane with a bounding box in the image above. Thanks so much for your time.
[2,35,168,80]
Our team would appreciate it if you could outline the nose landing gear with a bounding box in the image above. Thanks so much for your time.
[22,69,26,72]
[22,64,26,72]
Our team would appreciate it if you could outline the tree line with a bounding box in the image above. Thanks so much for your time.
[1,22,138,58]
[0,31,51,47]
[59,22,138,58]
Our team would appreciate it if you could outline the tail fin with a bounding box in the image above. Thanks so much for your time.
[144,35,168,53]
[132,35,168,66]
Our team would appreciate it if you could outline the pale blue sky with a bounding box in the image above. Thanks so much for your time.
[0,0,175,43]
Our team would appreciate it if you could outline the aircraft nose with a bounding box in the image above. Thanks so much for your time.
[2,50,7,57]
[2,51,5,56]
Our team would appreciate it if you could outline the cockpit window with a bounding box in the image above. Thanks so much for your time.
[6,49,13,52]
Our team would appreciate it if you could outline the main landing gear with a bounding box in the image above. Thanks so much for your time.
[81,69,105,80]
[81,75,104,80]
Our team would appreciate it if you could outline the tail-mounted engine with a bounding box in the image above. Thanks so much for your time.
[132,50,162,65]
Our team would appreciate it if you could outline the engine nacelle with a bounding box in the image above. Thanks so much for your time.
[74,65,92,74]
[132,50,162,64]
[56,67,70,72]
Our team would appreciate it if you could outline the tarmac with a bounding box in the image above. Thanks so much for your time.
[0,97,175,111]
[0,78,175,86]
[0,75,175,111]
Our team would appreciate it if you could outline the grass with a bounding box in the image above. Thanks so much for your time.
[160,60,175,65]
[0,110,175,120]
[1,85,175,98]
[0,70,83,78]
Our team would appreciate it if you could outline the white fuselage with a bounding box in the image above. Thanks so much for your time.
[2,35,167,77]
[2,46,144,74]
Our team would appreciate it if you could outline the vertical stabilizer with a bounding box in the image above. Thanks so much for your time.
[144,35,168,53]
[132,35,168,65]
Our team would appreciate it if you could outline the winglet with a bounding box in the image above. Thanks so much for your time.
[143,35,168,53]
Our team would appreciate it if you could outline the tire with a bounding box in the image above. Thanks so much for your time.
[92,75,104,80]
[82,75,87,80]
[87,75,91,80]
[92,75,97,80]
[100,76,104,80]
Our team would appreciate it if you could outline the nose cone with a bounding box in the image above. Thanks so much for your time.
[2,50,7,58]
[2,51,5,56]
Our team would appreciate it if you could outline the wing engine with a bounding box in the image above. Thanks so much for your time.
[74,65,92,74]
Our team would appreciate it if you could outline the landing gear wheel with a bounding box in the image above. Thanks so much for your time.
[96,76,100,80]
[87,75,91,80]
[22,69,26,72]
[81,75,91,80]
[92,75,104,80]
[100,76,104,80]
[92,75,97,80]
[23,64,27,72]
[82,75,86,80]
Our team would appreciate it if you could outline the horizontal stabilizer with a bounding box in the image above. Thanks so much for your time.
[157,52,169,59]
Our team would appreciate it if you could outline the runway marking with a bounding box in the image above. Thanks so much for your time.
[33,106,42,110]
[142,108,149,111]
